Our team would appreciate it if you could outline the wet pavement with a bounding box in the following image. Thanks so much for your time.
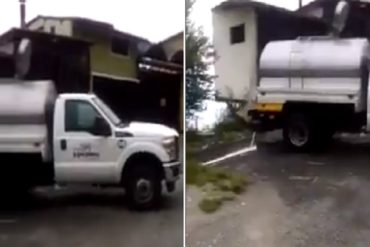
[0,178,183,247]
[187,131,370,247]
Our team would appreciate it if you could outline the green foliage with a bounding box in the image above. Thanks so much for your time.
[199,197,222,213]
[185,0,214,118]
[214,120,246,135]
[186,130,204,143]
[187,158,247,195]
[186,158,204,185]
[187,158,248,213]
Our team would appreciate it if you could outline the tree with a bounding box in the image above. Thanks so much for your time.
[185,0,214,119]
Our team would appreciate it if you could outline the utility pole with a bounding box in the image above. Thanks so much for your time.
[299,0,303,8]
[19,0,26,28]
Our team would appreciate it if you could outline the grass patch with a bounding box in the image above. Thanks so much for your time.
[186,159,247,190]
[198,197,222,213]
[186,128,249,213]
[219,131,244,143]
[186,158,248,213]
[186,131,212,153]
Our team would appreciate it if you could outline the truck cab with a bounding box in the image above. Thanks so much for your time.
[52,93,180,209]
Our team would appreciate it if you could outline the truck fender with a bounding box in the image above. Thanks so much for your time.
[114,141,168,182]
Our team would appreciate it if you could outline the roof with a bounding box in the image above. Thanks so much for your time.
[213,0,327,23]
[297,0,370,13]
[213,0,292,13]
[26,15,151,44]
[0,28,92,47]
[296,0,338,14]
[160,32,183,44]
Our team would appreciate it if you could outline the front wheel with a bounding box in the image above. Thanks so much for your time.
[125,165,162,210]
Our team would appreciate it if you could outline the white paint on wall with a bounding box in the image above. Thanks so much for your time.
[212,7,257,102]
[28,17,72,37]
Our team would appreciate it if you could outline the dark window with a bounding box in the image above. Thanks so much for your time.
[65,100,103,132]
[230,24,245,44]
[50,26,56,34]
[111,37,130,56]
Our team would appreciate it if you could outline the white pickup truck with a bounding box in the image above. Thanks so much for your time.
[0,79,180,210]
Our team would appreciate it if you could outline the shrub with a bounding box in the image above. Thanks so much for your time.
[199,197,222,213]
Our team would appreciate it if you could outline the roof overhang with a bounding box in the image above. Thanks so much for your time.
[0,28,92,47]
[139,57,182,75]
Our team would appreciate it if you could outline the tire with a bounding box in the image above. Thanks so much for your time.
[125,164,162,210]
[166,181,175,193]
[283,113,315,151]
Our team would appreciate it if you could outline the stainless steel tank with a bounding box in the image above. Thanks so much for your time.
[259,37,370,78]
[0,79,56,124]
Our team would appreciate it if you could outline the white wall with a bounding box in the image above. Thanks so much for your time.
[212,8,257,102]
[27,18,73,37]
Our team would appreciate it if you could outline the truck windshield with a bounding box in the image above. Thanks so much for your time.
[92,97,123,126]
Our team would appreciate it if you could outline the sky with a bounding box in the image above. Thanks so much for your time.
[0,0,184,42]
[190,0,314,129]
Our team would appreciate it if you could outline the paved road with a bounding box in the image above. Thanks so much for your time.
[187,131,370,247]
[0,178,183,247]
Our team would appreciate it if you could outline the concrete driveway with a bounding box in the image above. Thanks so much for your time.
[187,131,370,247]
[0,178,183,247]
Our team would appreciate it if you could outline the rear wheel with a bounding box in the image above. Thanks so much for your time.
[283,113,315,151]
[125,164,162,210]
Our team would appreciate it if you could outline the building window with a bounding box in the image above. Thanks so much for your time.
[50,26,56,34]
[111,37,130,56]
[230,24,245,44]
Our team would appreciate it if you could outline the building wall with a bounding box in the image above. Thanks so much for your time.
[27,17,138,82]
[73,29,138,82]
[161,32,184,131]
[213,8,257,102]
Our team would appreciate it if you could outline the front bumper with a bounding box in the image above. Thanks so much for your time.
[163,161,181,182]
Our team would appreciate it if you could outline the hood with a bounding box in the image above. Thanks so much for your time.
[123,122,178,137]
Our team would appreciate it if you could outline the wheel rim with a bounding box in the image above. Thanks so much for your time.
[134,178,154,204]
[289,122,309,147]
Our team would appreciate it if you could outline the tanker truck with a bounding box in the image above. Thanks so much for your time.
[247,1,370,150]
[0,40,180,210]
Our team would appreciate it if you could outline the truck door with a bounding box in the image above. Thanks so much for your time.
[54,99,121,183]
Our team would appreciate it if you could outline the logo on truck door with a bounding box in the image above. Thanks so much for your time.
[73,143,99,159]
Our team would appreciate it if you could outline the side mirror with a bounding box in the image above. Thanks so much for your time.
[92,117,111,136]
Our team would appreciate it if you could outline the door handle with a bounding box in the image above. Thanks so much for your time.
[60,139,67,151]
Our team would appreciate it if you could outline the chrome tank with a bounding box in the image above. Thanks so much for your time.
[0,79,56,162]
[256,37,370,114]
[0,79,56,124]
[260,37,370,78]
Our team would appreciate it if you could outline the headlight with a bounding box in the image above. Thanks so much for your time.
[162,137,178,161]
